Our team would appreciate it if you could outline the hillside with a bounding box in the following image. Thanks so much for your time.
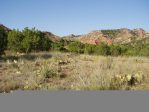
[43,31,60,42]
[61,28,148,45]
[78,31,113,45]
[101,28,146,44]
[62,34,80,41]
[1,24,149,45]
[0,24,11,32]
[78,28,148,45]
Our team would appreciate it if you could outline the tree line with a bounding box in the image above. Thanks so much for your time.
[68,41,149,56]
[0,27,149,56]
[0,27,52,54]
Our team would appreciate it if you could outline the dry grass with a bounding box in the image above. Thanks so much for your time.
[71,55,149,90]
[0,52,149,92]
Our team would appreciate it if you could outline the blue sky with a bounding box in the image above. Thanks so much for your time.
[0,0,149,36]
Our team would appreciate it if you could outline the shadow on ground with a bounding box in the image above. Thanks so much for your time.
[0,53,53,61]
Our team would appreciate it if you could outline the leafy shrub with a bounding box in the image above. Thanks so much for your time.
[110,45,122,56]
[84,44,95,54]
[51,39,69,52]
[93,43,110,56]
[139,44,149,56]
[68,41,85,53]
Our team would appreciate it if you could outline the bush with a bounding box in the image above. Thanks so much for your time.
[84,44,95,54]
[139,44,149,56]
[51,42,61,51]
[110,45,122,56]
[41,65,57,79]
[0,27,7,55]
[93,43,110,56]
[122,43,149,56]
[51,39,69,52]
[68,41,85,53]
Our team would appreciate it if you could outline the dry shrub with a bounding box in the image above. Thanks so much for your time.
[71,55,149,90]
[0,81,24,93]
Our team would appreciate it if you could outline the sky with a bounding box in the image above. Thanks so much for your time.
[0,0,149,36]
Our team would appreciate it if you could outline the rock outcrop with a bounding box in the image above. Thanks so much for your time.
[79,31,113,45]
[79,31,112,45]
[115,29,146,44]
[61,28,148,45]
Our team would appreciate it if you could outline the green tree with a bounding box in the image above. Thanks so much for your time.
[8,29,24,52]
[38,32,52,51]
[0,27,7,55]
[8,27,52,53]
[22,27,41,53]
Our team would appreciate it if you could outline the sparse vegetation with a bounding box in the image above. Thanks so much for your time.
[101,30,120,39]
[0,52,149,92]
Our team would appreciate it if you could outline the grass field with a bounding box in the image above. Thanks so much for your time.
[0,52,149,92]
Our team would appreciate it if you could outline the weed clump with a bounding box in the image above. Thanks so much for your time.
[41,63,58,79]
[109,72,144,90]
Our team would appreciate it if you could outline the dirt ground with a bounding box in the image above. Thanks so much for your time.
[0,52,149,92]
